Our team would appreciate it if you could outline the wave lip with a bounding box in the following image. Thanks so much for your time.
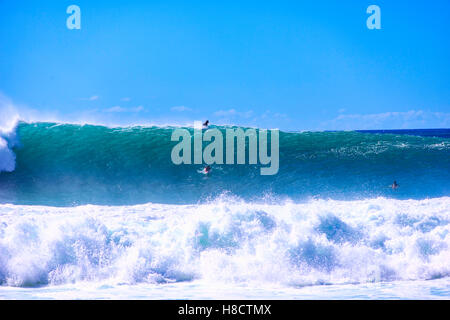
[0,138,15,173]
[0,118,19,173]
[0,197,449,288]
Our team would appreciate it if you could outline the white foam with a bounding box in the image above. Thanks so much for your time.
[0,197,449,288]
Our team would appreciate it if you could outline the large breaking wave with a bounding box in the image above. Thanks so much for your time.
[0,122,449,206]
[0,121,449,290]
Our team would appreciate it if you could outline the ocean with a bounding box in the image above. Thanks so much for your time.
[0,122,449,299]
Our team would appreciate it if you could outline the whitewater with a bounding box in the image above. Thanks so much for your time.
[0,122,449,299]
[0,197,449,299]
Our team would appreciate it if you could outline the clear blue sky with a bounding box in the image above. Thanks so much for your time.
[0,0,449,130]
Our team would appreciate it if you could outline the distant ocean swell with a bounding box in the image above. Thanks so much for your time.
[0,197,449,287]
[0,122,449,205]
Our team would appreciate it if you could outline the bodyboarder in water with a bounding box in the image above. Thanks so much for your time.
[203,165,211,174]
[390,181,399,189]
[203,120,209,128]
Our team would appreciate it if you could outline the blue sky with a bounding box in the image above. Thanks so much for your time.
[0,0,449,130]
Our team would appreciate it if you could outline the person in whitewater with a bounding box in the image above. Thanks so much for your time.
[203,120,209,128]
[203,165,211,174]
[390,181,399,189]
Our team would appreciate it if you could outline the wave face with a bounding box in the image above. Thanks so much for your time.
[0,122,449,206]
[0,197,449,287]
